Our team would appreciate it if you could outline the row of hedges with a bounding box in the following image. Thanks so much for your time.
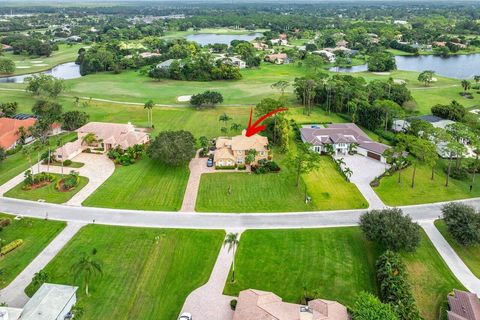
[23,171,55,189]
[0,239,24,256]
[251,160,280,174]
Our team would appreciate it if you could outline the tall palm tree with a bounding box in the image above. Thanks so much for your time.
[219,113,232,128]
[82,133,97,146]
[224,233,239,283]
[230,123,242,132]
[144,100,154,128]
[461,80,471,92]
[343,167,353,181]
[71,250,103,296]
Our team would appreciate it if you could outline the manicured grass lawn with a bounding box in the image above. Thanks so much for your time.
[83,157,189,211]
[374,162,480,206]
[50,161,84,168]
[3,44,85,76]
[435,219,480,278]
[196,154,367,212]
[223,228,463,320]
[223,228,382,307]
[0,213,66,289]
[401,230,465,320]
[4,173,89,204]
[0,133,77,187]
[25,225,224,320]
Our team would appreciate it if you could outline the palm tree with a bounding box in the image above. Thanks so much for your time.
[335,157,345,169]
[219,113,232,128]
[475,75,480,85]
[71,250,103,296]
[461,80,471,92]
[144,100,154,128]
[82,133,97,146]
[343,167,353,181]
[15,126,28,145]
[31,270,49,290]
[224,233,239,283]
[347,143,358,155]
[230,123,242,132]
[324,144,335,156]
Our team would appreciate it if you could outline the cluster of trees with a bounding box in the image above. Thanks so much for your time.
[442,202,480,245]
[254,98,292,153]
[190,91,224,109]
[0,102,18,117]
[2,34,56,56]
[389,40,419,54]
[147,130,196,166]
[367,52,397,72]
[0,57,15,74]
[431,100,466,121]
[230,40,261,68]
[149,53,242,81]
[25,74,65,98]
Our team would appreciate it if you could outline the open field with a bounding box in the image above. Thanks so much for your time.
[0,213,66,289]
[401,230,465,320]
[25,225,224,320]
[0,133,77,187]
[374,162,480,206]
[223,228,463,320]
[435,219,480,278]
[223,228,381,307]
[83,157,189,211]
[4,173,89,204]
[196,154,367,212]
[2,44,85,76]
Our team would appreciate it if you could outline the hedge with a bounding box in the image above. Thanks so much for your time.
[1,239,24,255]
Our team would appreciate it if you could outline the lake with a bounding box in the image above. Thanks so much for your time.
[185,32,263,46]
[329,54,480,79]
[0,62,81,83]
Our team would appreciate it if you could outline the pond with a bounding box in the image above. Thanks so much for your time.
[0,62,81,83]
[329,54,480,79]
[185,32,263,46]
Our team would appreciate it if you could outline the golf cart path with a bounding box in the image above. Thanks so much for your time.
[0,221,85,307]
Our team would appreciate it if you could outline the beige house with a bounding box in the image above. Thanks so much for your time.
[55,122,149,161]
[265,53,290,64]
[214,131,269,167]
[233,289,349,320]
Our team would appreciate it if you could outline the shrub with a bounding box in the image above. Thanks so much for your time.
[56,171,80,191]
[360,208,421,252]
[0,218,11,228]
[444,166,469,180]
[238,164,246,170]
[251,160,280,174]
[352,292,399,320]
[442,202,480,245]
[0,239,24,255]
[376,250,421,320]
[230,299,237,310]
[23,170,55,188]
[216,165,236,170]
[63,160,72,166]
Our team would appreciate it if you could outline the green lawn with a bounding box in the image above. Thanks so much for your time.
[4,173,89,204]
[196,154,367,212]
[223,228,463,320]
[0,213,66,289]
[401,230,465,320]
[3,44,85,76]
[435,219,480,278]
[25,225,224,320]
[83,157,189,211]
[0,133,77,187]
[223,228,382,307]
[374,162,480,206]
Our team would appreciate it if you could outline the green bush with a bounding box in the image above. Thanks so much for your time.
[230,299,237,310]
[215,165,237,170]
[56,171,80,191]
[0,218,11,228]
[442,202,480,245]
[444,166,469,180]
[0,239,24,255]
[5,144,22,155]
[238,164,246,170]
[352,292,399,320]
[63,159,72,166]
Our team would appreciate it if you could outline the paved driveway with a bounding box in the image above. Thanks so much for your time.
[334,154,388,209]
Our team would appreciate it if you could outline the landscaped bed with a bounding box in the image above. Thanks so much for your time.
[435,219,480,278]
[25,225,224,320]
[0,213,66,288]
[4,173,88,204]
[82,157,189,211]
[223,227,463,320]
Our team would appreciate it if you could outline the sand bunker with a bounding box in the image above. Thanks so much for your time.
[16,66,31,69]
[177,95,192,102]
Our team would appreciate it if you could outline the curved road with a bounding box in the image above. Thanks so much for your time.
[1,196,479,229]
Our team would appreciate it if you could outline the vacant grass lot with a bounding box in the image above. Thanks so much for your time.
[374,162,480,206]
[0,214,65,289]
[83,157,189,211]
[25,225,224,320]
[0,133,77,187]
[435,219,480,278]
[223,228,462,320]
[4,173,88,204]
[196,154,366,212]
[3,44,84,76]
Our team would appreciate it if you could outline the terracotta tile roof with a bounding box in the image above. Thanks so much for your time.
[0,117,36,149]
[448,290,480,320]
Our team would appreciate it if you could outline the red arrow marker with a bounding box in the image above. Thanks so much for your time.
[245,107,288,137]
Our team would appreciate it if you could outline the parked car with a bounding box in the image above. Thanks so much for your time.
[178,312,192,320]
[207,158,214,167]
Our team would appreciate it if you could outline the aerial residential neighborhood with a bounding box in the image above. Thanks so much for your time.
[0,1,479,320]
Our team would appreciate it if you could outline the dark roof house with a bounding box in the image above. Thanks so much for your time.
[448,290,480,320]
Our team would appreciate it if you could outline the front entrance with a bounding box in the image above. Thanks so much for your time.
[367,151,381,161]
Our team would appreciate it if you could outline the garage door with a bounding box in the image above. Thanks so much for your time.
[367,151,381,161]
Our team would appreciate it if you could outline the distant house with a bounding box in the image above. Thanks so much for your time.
[253,42,269,50]
[54,122,149,161]
[433,41,447,47]
[394,20,408,25]
[313,50,336,62]
[265,53,290,64]
[0,117,37,150]
[66,35,82,42]
[270,38,288,46]
[126,52,162,59]
[0,283,78,320]
[279,33,288,40]
[1,44,13,52]
[447,289,480,320]
[214,130,269,166]
[336,40,349,48]
[156,59,181,69]
[300,123,390,163]
[233,289,349,320]
[214,55,246,69]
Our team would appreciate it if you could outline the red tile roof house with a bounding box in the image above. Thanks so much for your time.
[0,117,37,150]
[300,123,390,163]
[233,289,349,320]
[54,122,149,161]
[447,289,480,320]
